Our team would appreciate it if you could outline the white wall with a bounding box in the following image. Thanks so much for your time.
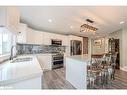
[110,27,127,70]
[121,27,127,70]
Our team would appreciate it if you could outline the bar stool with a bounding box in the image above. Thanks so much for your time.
[107,65,113,88]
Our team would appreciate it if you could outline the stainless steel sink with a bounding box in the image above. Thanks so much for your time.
[11,57,32,63]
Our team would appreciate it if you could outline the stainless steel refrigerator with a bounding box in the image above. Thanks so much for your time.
[70,40,82,55]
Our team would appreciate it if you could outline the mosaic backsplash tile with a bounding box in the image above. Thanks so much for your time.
[17,43,66,55]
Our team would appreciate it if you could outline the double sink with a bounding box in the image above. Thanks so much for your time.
[11,57,33,63]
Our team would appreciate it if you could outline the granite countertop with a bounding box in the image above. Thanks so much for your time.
[0,55,43,85]
[66,54,91,62]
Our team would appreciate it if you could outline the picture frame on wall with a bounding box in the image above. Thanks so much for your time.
[94,39,102,46]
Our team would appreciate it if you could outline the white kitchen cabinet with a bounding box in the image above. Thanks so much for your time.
[27,27,36,44]
[52,34,69,46]
[53,33,63,40]
[0,7,20,34]
[68,35,83,41]
[43,32,52,45]
[37,54,52,70]
[43,32,61,45]
[16,23,27,43]
[6,76,42,89]
[17,25,33,44]
[17,26,43,44]
[17,25,78,48]
[61,35,69,46]
[33,31,44,44]
[43,32,60,45]
[43,32,69,46]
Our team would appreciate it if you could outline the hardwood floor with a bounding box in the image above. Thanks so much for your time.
[43,68,127,89]
[42,68,75,89]
[88,69,127,89]
[110,70,127,89]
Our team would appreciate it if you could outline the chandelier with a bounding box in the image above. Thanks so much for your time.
[80,19,98,33]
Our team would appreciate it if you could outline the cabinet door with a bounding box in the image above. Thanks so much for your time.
[27,28,35,44]
[34,31,43,44]
[50,33,69,46]
[62,35,69,46]
[43,32,52,45]
[51,33,61,39]
[16,23,27,43]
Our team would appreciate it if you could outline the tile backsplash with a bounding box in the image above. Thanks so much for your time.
[17,43,66,55]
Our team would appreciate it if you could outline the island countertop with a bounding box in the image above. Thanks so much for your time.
[0,55,43,85]
[66,54,91,62]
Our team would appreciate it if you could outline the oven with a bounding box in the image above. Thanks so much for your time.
[52,54,64,69]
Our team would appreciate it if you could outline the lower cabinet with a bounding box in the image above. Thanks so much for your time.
[37,54,52,70]
[5,75,42,89]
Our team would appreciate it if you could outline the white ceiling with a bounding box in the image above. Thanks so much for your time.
[18,6,127,38]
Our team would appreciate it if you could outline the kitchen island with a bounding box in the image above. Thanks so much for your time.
[0,55,43,89]
[66,55,90,89]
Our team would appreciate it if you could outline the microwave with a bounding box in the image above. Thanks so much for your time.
[51,39,62,46]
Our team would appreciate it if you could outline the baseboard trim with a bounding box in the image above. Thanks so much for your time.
[120,66,127,72]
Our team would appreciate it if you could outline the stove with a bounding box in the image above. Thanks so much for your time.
[52,53,64,69]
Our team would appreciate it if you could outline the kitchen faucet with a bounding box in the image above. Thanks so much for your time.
[10,45,17,60]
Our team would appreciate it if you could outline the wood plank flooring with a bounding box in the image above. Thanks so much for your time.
[110,70,127,89]
[42,68,75,89]
[88,69,127,89]
[42,68,127,89]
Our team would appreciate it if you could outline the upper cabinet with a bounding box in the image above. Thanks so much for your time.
[17,24,80,47]
[17,23,27,43]
[17,23,43,44]
[43,32,53,45]
[43,32,69,46]
[0,7,20,33]
[58,35,69,46]
[26,27,35,44]
[33,31,44,45]
[68,35,83,41]
[25,28,44,44]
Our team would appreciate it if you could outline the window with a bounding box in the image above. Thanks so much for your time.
[0,27,12,55]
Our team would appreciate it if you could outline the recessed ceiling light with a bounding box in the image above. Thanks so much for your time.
[120,21,124,24]
[48,19,52,23]
[70,26,73,29]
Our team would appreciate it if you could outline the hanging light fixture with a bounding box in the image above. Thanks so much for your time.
[80,19,98,33]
